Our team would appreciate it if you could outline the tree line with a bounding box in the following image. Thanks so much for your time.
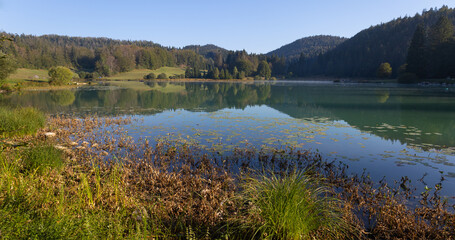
[289,6,455,79]
[403,15,455,81]
[2,6,455,83]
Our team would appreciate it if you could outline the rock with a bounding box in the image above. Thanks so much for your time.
[44,132,56,138]
[55,145,68,151]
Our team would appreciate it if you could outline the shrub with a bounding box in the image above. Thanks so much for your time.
[0,83,13,93]
[237,171,349,239]
[157,73,168,79]
[144,73,156,80]
[22,144,64,173]
[48,66,74,85]
[398,72,419,84]
[0,107,46,137]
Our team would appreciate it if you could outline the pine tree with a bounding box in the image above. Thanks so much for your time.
[257,60,272,79]
[428,16,454,46]
[406,24,427,78]
[213,67,220,79]
[428,16,455,78]
[233,66,239,79]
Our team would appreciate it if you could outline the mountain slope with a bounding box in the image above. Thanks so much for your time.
[302,6,455,78]
[267,35,347,60]
[183,44,229,58]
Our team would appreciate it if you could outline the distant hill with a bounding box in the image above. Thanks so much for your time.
[301,6,455,78]
[267,35,347,60]
[183,44,229,58]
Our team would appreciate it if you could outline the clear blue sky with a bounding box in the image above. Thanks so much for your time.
[0,0,453,53]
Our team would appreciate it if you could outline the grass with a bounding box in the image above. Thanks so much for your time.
[6,68,49,83]
[106,67,185,80]
[237,171,350,239]
[22,143,64,173]
[0,107,46,138]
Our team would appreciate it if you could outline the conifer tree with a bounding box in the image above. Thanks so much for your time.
[406,24,427,78]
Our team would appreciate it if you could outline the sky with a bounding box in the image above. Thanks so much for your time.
[0,0,454,53]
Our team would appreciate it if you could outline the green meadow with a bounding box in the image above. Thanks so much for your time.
[105,67,186,80]
[6,68,49,83]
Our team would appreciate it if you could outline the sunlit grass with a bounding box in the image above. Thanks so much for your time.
[6,68,49,83]
[106,67,185,80]
[21,144,65,173]
[237,170,350,239]
[0,107,46,138]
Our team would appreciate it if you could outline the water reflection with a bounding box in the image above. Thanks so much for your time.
[3,81,453,150]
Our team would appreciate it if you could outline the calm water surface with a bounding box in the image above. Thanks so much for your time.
[2,81,455,194]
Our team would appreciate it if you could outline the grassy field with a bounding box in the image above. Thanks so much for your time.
[6,68,49,83]
[106,67,185,80]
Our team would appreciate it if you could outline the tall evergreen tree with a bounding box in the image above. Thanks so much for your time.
[257,60,272,79]
[406,24,427,78]
[213,67,220,79]
[428,15,455,46]
[428,16,455,78]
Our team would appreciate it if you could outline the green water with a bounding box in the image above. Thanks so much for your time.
[2,81,455,192]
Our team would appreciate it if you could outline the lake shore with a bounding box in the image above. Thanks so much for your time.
[1,110,454,239]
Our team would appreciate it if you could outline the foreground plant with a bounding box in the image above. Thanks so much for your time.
[0,107,45,138]
[236,170,352,240]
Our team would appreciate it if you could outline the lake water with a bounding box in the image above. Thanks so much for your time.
[2,81,455,195]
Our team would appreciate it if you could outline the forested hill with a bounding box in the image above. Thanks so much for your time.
[267,35,346,60]
[296,6,455,78]
[0,33,209,77]
[183,44,228,58]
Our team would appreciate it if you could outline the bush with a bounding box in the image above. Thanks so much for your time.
[0,83,13,93]
[144,72,156,80]
[157,73,168,79]
[0,107,46,137]
[22,144,64,173]
[398,72,419,84]
[237,171,349,239]
[48,66,74,85]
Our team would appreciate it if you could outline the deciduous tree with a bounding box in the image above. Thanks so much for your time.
[48,66,74,85]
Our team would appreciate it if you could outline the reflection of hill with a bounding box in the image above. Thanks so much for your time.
[267,85,455,148]
[1,82,455,148]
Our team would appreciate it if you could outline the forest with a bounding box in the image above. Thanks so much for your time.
[1,6,455,81]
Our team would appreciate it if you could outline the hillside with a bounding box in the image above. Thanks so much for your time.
[267,35,347,60]
[299,6,455,78]
[183,44,229,58]
[0,34,209,77]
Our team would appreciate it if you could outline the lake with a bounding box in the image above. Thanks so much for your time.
[2,80,455,195]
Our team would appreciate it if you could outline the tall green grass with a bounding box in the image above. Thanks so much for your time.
[0,151,152,239]
[238,171,350,240]
[0,107,45,137]
[22,144,64,173]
